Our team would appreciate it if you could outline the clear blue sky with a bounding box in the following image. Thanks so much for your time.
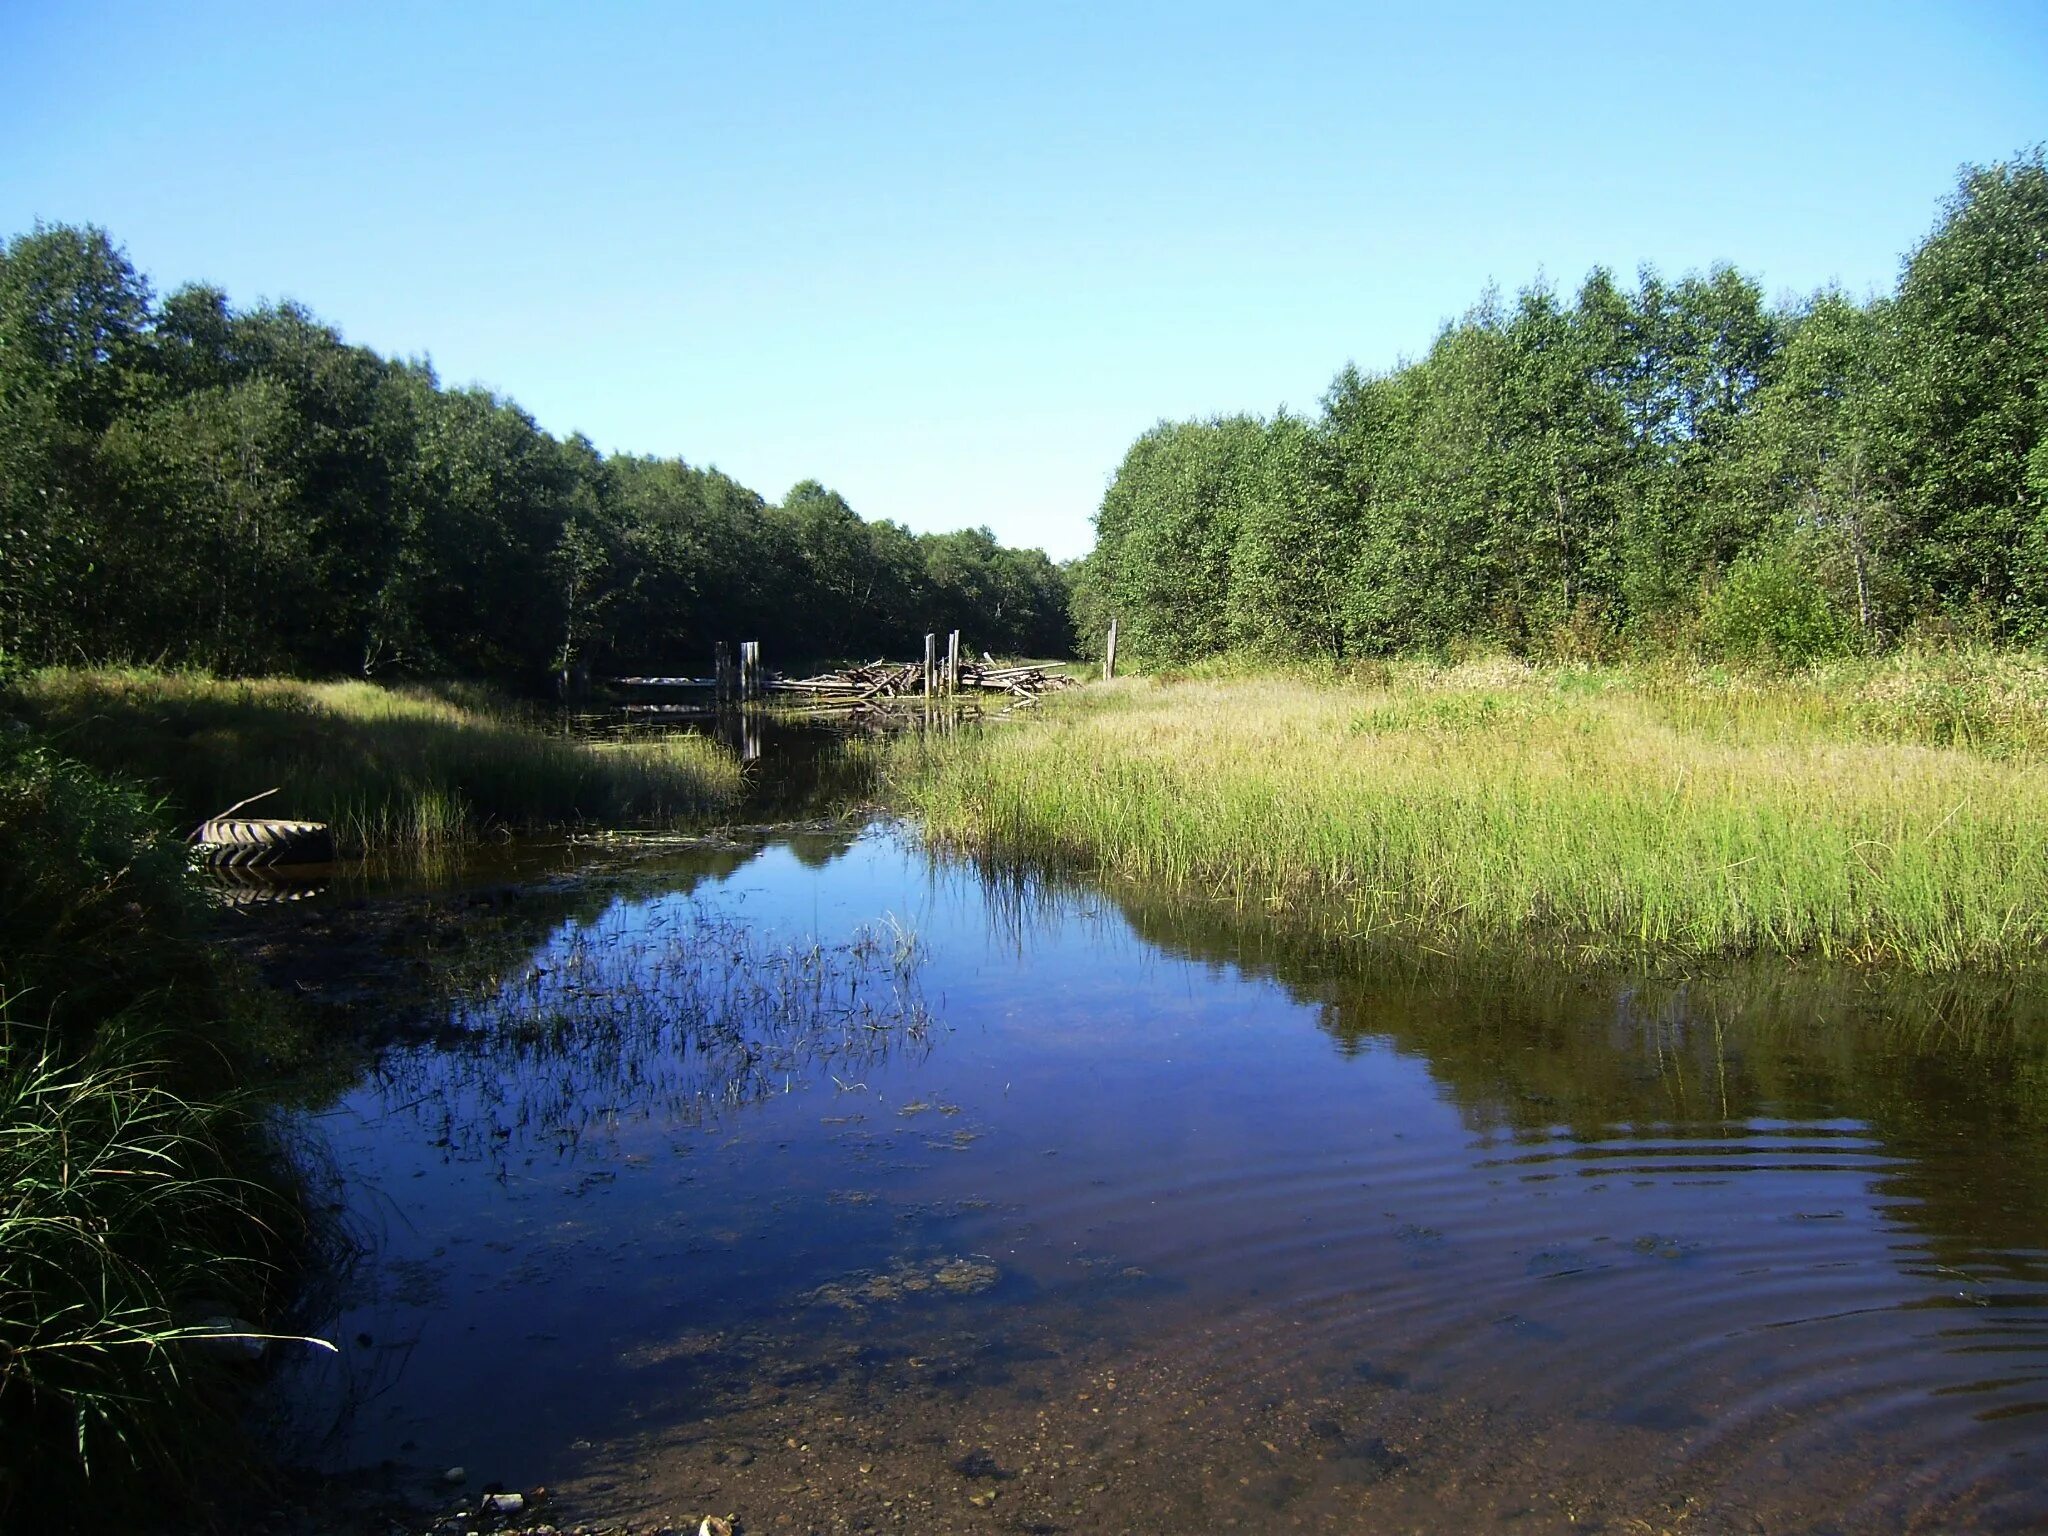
[5,2,2044,561]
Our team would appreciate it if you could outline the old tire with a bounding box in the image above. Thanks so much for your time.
[195,817,335,869]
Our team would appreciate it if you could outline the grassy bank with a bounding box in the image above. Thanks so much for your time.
[0,729,312,1525]
[12,669,745,854]
[890,653,2048,972]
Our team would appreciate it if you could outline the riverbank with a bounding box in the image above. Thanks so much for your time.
[0,726,322,1526]
[0,672,753,1529]
[12,669,745,854]
[890,652,2048,972]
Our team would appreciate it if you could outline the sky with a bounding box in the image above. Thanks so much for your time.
[4,2,2045,562]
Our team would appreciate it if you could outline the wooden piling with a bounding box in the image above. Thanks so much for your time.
[924,633,936,698]
[740,641,760,700]
[714,641,733,703]
[1104,618,1118,682]
[946,630,961,695]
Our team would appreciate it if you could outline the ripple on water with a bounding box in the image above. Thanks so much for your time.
[280,822,2048,1532]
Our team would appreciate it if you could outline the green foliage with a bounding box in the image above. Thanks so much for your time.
[11,670,745,854]
[0,1022,290,1520]
[0,729,303,1523]
[1084,151,2046,666]
[1886,149,2048,629]
[1700,536,1858,667]
[0,729,205,1034]
[894,659,2048,972]
[0,227,1073,684]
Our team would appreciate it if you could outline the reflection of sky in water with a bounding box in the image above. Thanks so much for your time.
[280,823,2048,1528]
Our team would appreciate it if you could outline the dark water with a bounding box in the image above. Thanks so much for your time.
[275,775,2048,1531]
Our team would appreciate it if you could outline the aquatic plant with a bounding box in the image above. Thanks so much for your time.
[889,655,2048,972]
[368,901,935,1167]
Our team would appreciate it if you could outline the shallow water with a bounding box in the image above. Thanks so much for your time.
[277,811,2048,1533]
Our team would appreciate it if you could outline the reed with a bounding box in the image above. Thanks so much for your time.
[0,727,311,1523]
[890,654,2048,972]
[12,669,745,853]
[0,1020,305,1517]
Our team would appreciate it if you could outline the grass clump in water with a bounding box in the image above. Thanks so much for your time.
[889,653,2048,972]
[11,669,745,854]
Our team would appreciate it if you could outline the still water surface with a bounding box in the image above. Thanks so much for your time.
[280,795,2048,1531]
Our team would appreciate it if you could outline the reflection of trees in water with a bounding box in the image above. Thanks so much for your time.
[369,900,933,1170]
[1094,876,2048,1278]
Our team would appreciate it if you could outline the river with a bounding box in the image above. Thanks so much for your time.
[263,722,2048,1534]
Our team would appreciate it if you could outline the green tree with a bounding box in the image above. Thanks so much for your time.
[1885,149,2048,632]
[0,226,154,663]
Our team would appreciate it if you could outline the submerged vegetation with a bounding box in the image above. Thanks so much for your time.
[13,668,745,852]
[392,903,933,1168]
[893,655,2048,972]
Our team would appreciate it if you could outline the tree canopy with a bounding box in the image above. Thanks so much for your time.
[1078,150,2048,668]
[0,224,1074,681]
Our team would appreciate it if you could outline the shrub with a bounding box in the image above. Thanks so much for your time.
[1701,537,1858,667]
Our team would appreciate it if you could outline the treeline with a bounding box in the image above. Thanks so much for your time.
[1074,151,2048,668]
[0,228,1073,684]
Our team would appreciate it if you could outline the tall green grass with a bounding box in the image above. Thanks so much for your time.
[0,728,310,1524]
[890,654,2048,972]
[12,669,744,854]
[0,1021,307,1517]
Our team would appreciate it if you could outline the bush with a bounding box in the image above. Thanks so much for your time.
[1701,537,1858,667]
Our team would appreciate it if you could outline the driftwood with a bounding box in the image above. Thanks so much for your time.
[769,658,1077,703]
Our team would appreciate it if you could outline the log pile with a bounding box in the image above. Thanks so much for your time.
[774,661,925,700]
[770,659,1076,704]
[964,661,1079,699]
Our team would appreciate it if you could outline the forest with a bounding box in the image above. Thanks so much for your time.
[1072,152,2048,669]
[0,229,1075,684]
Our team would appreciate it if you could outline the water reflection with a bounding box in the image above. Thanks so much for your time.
[278,822,2048,1532]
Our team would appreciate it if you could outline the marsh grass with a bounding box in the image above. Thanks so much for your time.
[0,728,318,1525]
[0,1020,309,1517]
[369,903,933,1169]
[12,669,745,854]
[891,654,2048,972]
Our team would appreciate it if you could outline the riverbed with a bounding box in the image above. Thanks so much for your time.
[264,732,2048,1534]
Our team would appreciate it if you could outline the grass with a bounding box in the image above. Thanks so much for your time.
[387,903,932,1167]
[10,669,746,855]
[0,1019,311,1518]
[889,651,2048,972]
[0,727,312,1525]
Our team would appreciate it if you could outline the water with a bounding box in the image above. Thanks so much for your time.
[274,800,2048,1531]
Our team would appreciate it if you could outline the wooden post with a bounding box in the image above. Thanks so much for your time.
[740,641,759,701]
[946,630,961,695]
[715,641,732,703]
[924,633,936,698]
[1104,618,1118,682]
